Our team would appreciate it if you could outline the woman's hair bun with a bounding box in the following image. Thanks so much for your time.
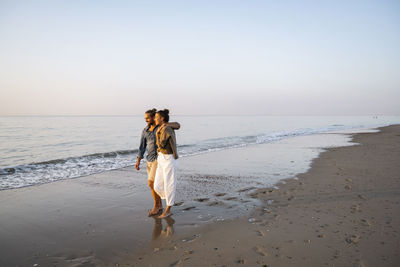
[151,108,157,113]
[156,109,170,122]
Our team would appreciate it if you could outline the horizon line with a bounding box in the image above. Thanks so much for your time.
[0,114,398,117]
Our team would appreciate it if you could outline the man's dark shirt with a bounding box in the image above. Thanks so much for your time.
[137,124,159,162]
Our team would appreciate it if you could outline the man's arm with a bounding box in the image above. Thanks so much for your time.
[135,131,146,170]
[166,122,180,130]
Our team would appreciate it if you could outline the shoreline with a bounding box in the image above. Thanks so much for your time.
[126,125,400,266]
[0,123,386,191]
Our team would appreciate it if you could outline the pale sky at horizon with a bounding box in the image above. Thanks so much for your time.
[0,0,399,116]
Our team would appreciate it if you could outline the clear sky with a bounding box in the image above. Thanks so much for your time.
[0,0,399,115]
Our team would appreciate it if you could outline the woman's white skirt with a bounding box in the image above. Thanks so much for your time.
[154,152,178,206]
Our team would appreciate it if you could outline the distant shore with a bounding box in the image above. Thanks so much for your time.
[128,125,400,266]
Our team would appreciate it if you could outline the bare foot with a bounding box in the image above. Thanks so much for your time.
[148,207,163,216]
[158,210,172,218]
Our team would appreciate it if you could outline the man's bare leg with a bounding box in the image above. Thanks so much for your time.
[148,180,163,215]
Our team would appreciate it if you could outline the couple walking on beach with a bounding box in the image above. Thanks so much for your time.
[135,108,180,219]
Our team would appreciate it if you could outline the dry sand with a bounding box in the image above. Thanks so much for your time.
[126,125,400,267]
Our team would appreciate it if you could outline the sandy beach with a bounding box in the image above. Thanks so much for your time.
[0,125,399,266]
[126,125,400,266]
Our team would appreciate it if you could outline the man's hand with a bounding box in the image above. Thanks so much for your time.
[167,122,180,130]
[135,158,141,170]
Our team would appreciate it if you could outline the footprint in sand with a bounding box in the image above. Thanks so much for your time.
[207,201,224,206]
[358,194,367,200]
[182,206,196,211]
[351,204,361,213]
[237,187,256,193]
[360,219,371,227]
[182,234,200,243]
[255,229,265,236]
[346,234,360,244]
[194,197,209,202]
[224,196,238,201]
[214,192,226,197]
[236,257,247,264]
[249,192,260,198]
[259,207,271,216]
[174,201,184,206]
[253,246,268,256]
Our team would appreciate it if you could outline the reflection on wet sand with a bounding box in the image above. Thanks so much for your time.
[152,217,175,240]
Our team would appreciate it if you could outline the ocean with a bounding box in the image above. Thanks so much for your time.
[0,115,399,190]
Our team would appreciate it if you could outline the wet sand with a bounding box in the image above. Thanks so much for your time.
[126,125,400,266]
[0,125,399,266]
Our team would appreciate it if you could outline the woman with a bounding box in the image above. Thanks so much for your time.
[153,109,179,218]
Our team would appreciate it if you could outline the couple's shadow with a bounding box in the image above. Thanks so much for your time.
[151,216,175,240]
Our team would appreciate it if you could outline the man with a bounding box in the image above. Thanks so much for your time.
[135,108,180,216]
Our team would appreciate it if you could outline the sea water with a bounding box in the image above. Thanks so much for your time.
[0,115,399,190]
